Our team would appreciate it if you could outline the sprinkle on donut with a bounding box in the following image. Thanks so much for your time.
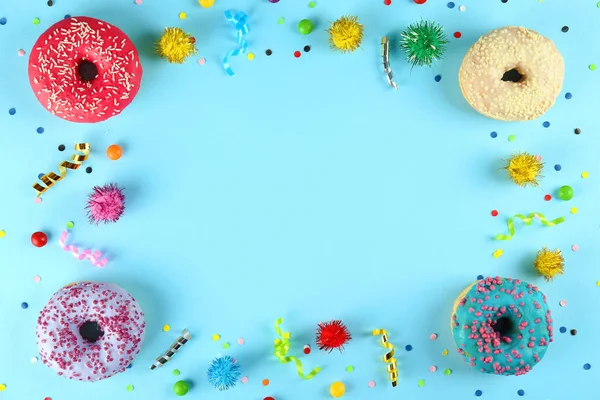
[36,282,145,381]
[28,17,143,123]
[451,277,553,376]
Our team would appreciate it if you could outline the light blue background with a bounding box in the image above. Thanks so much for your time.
[1,0,599,399]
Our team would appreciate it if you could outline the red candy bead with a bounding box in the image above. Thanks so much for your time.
[491,210,498,217]
[414,0,426,3]
[454,32,462,38]
[544,194,552,201]
[31,231,48,248]
[294,51,301,58]
[384,0,392,5]
[264,397,275,400]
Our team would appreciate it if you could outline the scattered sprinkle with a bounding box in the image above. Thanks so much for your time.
[429,333,438,340]
[559,326,567,333]
[34,197,42,204]
[565,92,572,99]
[0,230,5,238]
[18,49,25,56]
[266,49,273,56]
[590,64,597,71]
[238,338,245,345]
[21,302,28,309]
[85,167,92,174]
[490,131,497,138]
[584,363,591,370]
[544,194,552,201]
[493,249,503,258]
[559,300,567,307]
[571,329,577,335]
[34,276,41,282]
[212,334,220,341]
[508,134,516,141]
[491,210,498,217]
[173,369,180,376]
[459,4,466,11]
[66,221,74,229]
[37,127,45,134]
[247,52,255,60]
[33,17,40,25]
[518,389,525,396]
[543,121,551,128]
[442,349,448,356]
[308,1,316,7]
[405,344,413,351]
[453,31,462,38]
[8,108,15,115]
[554,164,561,171]
[444,368,452,376]
[135,0,143,4]
[294,50,301,58]
[223,342,230,349]
[198,58,206,65]
[58,144,65,151]
[597,281,600,287]
[477,275,484,280]
[384,0,392,5]
[429,365,437,372]
[475,390,483,396]
[241,376,248,383]
[368,380,376,388]
[561,26,569,33]
[582,171,589,178]
[346,365,354,372]
[570,207,578,214]
[303,344,311,354]
[447,2,455,8]
[163,324,171,332]
[572,244,579,251]
[575,128,581,134]
[126,384,134,392]
[304,45,311,52]
[262,379,270,386]
[0,18,6,25]
[31,356,38,363]
[418,379,425,387]
[179,12,187,19]
[278,17,285,24]
[0,384,6,391]
[434,75,442,82]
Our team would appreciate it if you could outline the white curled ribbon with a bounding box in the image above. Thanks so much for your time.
[382,37,397,90]
[59,230,108,268]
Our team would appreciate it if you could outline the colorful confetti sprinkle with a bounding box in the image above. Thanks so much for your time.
[212,334,220,341]
[163,324,171,332]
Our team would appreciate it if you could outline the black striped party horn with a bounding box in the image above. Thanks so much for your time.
[150,329,192,370]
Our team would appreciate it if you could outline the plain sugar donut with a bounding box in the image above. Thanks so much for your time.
[451,277,553,376]
[28,16,143,123]
[36,282,145,381]
[459,26,564,121]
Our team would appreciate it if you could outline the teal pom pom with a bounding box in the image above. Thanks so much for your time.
[207,355,241,391]
[400,19,449,67]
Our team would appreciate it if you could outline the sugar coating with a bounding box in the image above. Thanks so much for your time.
[28,17,143,123]
[36,282,145,382]
[459,26,564,121]
[451,277,553,376]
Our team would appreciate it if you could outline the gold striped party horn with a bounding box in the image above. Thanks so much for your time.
[150,329,191,370]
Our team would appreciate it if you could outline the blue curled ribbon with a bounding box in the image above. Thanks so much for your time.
[223,10,249,76]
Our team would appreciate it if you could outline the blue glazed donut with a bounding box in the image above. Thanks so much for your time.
[451,276,553,376]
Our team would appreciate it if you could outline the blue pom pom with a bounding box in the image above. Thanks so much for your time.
[207,355,241,391]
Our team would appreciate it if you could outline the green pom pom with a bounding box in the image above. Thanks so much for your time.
[400,19,449,67]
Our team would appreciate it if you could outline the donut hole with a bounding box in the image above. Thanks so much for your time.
[78,60,99,82]
[79,321,105,343]
[501,68,525,83]
[491,316,515,339]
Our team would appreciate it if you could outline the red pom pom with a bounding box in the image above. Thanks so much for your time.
[316,320,351,353]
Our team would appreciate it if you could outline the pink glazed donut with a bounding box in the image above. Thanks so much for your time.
[36,282,145,382]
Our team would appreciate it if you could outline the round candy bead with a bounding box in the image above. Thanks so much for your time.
[414,0,427,3]
[557,185,574,201]
[199,0,215,7]
[298,19,314,35]
[330,382,345,398]
[106,144,123,160]
[174,380,189,396]
[31,231,48,248]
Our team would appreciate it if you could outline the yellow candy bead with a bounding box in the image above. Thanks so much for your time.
[163,324,171,332]
[582,171,589,179]
[0,384,6,391]
[179,12,187,19]
[329,382,345,398]
[247,53,255,60]
[212,334,220,341]
[199,0,215,8]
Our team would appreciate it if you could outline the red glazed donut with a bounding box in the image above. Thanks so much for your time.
[28,16,142,123]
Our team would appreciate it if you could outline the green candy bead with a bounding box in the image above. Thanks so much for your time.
[173,380,190,396]
[558,185,574,201]
[298,19,314,35]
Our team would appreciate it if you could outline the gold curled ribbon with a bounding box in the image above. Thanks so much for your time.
[372,329,398,387]
[33,143,90,197]
[495,213,565,240]
[274,318,322,380]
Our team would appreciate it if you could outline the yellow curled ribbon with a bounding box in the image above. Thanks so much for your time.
[274,318,322,380]
[33,143,91,197]
[372,329,398,387]
[495,213,565,240]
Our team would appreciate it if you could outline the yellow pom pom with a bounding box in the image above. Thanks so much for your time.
[156,27,197,64]
[534,247,564,281]
[504,152,543,187]
[328,16,364,53]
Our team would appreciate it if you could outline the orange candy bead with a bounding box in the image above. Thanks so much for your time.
[106,144,123,160]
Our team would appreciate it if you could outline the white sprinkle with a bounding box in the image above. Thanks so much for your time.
[459,4,466,11]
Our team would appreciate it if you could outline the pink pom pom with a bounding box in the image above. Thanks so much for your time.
[86,183,126,225]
